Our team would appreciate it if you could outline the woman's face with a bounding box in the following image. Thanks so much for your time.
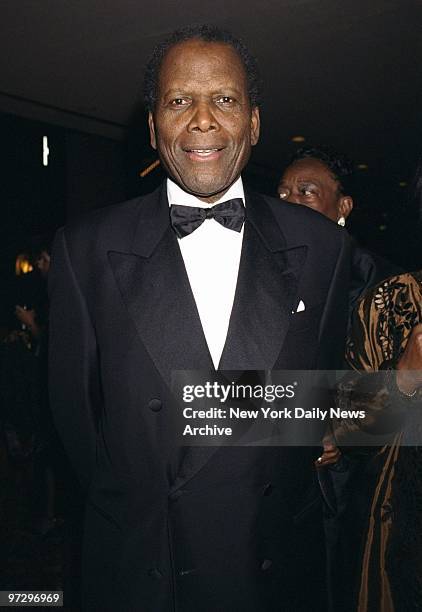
[278,158,352,222]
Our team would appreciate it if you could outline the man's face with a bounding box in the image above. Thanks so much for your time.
[278,158,348,222]
[148,39,260,203]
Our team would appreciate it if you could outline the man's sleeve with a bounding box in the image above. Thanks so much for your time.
[48,227,98,490]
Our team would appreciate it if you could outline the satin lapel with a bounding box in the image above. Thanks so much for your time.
[219,191,307,370]
[109,187,220,494]
[108,187,214,386]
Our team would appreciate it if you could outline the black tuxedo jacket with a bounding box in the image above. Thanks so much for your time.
[49,184,352,612]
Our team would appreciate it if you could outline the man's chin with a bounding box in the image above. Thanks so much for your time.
[176,178,234,203]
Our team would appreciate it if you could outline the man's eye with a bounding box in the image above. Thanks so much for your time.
[216,96,234,104]
[170,98,189,106]
[278,189,289,199]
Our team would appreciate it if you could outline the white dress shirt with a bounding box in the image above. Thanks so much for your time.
[167,177,245,369]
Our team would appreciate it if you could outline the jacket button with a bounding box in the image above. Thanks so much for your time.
[261,559,272,571]
[148,568,163,579]
[148,398,162,412]
[263,483,273,496]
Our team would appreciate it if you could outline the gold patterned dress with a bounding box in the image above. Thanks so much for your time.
[346,271,422,612]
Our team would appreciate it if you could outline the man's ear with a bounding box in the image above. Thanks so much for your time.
[339,196,353,220]
[148,112,157,150]
[250,107,260,146]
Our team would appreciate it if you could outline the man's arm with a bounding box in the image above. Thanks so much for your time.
[48,227,99,490]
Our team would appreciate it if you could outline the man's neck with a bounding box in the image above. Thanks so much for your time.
[166,177,245,208]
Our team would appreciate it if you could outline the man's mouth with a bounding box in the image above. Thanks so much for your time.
[184,147,224,161]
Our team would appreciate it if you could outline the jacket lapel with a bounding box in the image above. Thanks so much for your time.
[108,186,214,386]
[219,190,307,370]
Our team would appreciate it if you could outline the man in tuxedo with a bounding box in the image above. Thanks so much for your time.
[49,25,354,611]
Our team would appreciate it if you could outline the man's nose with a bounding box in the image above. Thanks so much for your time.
[187,101,218,132]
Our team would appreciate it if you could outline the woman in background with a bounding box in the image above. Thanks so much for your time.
[279,148,422,610]
[278,144,401,314]
[346,158,422,611]
[347,282,422,611]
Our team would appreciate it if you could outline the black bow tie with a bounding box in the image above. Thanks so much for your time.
[170,198,245,238]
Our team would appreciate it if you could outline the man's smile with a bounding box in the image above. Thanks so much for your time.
[183,147,225,161]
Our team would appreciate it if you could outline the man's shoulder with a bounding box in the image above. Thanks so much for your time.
[249,189,348,245]
[259,191,338,224]
[61,186,162,246]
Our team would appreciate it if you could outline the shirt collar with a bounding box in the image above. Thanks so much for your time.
[166,176,245,209]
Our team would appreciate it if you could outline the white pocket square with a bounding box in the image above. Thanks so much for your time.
[294,300,306,313]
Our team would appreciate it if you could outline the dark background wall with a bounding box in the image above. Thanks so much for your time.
[0,113,130,326]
